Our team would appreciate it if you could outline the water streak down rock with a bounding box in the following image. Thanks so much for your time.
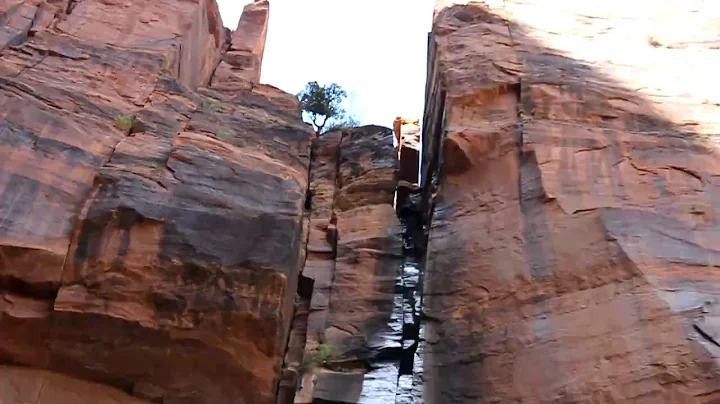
[420,0,720,402]
[0,0,313,402]
[291,126,402,403]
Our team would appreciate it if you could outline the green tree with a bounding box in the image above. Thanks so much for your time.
[297,81,357,134]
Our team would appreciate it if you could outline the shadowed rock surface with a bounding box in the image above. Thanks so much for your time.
[420,0,720,402]
[0,0,313,403]
[289,126,402,403]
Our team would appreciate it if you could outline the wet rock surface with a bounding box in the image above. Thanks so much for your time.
[420,0,720,403]
[287,126,405,403]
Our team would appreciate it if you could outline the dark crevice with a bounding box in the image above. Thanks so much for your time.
[297,274,314,300]
[392,203,427,403]
[392,118,435,402]
[694,324,720,348]
[515,80,524,211]
[65,0,79,15]
[669,165,703,183]
[304,189,313,210]
[0,276,59,301]
[391,31,450,400]
[274,135,319,403]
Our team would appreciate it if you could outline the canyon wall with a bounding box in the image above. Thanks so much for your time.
[286,126,402,403]
[395,117,421,211]
[0,0,312,403]
[0,2,405,403]
[5,0,720,403]
[421,0,720,403]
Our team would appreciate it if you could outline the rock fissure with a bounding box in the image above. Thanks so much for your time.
[64,0,78,16]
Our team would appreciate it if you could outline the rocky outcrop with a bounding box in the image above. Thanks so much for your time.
[0,365,146,404]
[286,126,402,403]
[394,117,421,185]
[211,0,269,92]
[0,1,313,403]
[420,0,720,403]
[394,117,421,212]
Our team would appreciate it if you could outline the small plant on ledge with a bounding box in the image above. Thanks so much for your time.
[113,114,133,133]
[299,342,334,372]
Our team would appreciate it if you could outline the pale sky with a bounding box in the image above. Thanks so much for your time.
[217,0,435,128]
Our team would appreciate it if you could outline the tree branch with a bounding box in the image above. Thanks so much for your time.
[316,115,328,134]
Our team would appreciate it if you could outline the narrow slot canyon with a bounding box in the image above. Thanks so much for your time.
[276,122,427,403]
[2,0,720,403]
[276,115,428,404]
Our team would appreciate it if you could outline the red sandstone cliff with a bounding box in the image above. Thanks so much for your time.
[5,0,720,403]
[0,0,311,402]
[421,0,720,402]
[289,126,401,403]
[0,1,405,403]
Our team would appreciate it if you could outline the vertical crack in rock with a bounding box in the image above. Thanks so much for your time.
[400,32,451,402]
[275,135,317,404]
[65,0,78,15]
[392,117,427,404]
[282,130,344,403]
[288,126,403,403]
[394,196,427,404]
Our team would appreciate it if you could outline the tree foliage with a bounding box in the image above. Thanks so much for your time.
[297,81,358,134]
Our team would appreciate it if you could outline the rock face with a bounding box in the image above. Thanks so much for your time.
[394,117,422,210]
[211,0,269,91]
[10,0,717,402]
[0,0,313,403]
[0,365,147,404]
[421,0,720,403]
[289,126,402,403]
[394,117,421,185]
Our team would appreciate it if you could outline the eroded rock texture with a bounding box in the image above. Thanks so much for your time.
[211,0,269,92]
[0,365,147,404]
[421,0,720,403]
[394,117,421,211]
[289,126,402,403]
[0,1,313,403]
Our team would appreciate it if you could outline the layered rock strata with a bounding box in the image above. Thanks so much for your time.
[420,0,720,403]
[288,126,402,403]
[394,117,422,211]
[211,0,269,92]
[0,0,313,403]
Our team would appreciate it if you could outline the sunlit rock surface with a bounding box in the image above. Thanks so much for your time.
[420,0,720,402]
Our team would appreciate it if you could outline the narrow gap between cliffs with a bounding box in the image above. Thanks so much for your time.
[390,113,435,402]
[274,135,319,404]
[393,187,426,403]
